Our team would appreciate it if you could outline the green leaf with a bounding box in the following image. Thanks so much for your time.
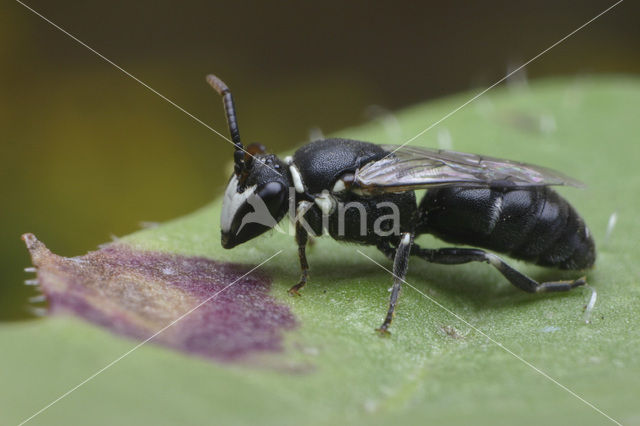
[3,76,640,425]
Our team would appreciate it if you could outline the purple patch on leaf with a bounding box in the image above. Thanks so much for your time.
[22,233,296,363]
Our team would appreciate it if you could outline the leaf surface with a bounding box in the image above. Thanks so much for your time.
[3,77,640,426]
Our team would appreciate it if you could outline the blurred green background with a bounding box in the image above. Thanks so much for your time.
[2,0,639,321]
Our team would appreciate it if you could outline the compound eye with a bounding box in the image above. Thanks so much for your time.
[257,181,286,211]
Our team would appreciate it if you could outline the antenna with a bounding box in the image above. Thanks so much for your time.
[207,74,245,176]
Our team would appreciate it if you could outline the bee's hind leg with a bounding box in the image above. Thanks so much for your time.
[411,245,585,293]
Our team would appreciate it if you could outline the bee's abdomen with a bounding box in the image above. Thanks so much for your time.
[418,186,595,270]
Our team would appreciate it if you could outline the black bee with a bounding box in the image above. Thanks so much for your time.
[208,74,595,334]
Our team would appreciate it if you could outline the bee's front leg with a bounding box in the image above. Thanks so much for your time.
[288,220,309,297]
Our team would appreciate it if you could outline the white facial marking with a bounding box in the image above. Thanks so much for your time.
[284,156,293,165]
[220,175,257,233]
[314,190,335,215]
[290,164,305,193]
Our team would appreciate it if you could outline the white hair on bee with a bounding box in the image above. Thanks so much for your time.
[24,279,39,286]
[437,128,453,150]
[24,266,37,273]
[583,284,598,324]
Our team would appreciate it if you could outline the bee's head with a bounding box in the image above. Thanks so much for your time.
[207,74,293,248]
[220,152,291,249]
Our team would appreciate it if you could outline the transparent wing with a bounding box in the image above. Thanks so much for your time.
[354,145,584,193]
